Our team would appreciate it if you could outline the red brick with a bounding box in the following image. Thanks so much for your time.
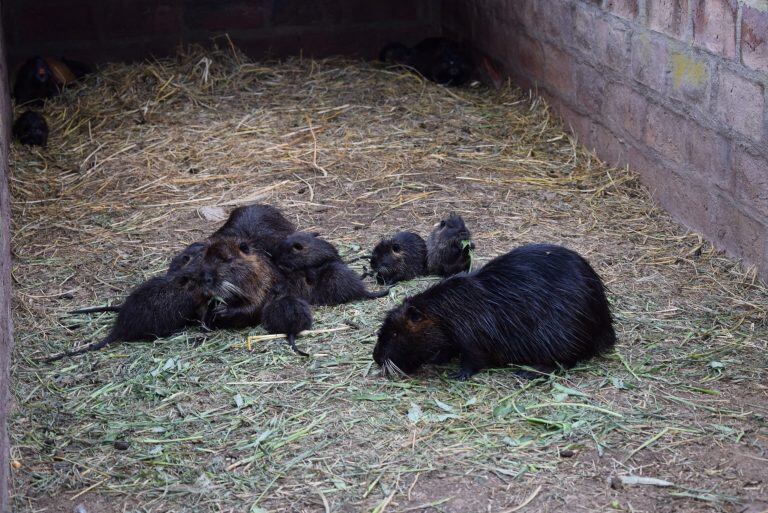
[515,33,545,82]
[648,0,690,39]
[644,104,689,163]
[685,124,729,187]
[668,51,711,103]
[630,32,668,92]
[712,196,766,265]
[575,62,607,114]
[741,5,768,74]
[592,122,629,166]
[573,5,597,55]
[539,0,575,46]
[734,147,768,218]
[606,0,640,21]
[693,0,737,58]
[651,170,717,233]
[714,70,765,141]
[542,43,575,99]
[595,15,632,71]
[604,82,648,141]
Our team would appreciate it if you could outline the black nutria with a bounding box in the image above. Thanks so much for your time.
[212,204,296,255]
[199,237,279,329]
[13,56,90,106]
[168,240,209,275]
[12,111,49,147]
[44,271,207,362]
[379,38,472,86]
[370,231,427,285]
[373,244,616,380]
[426,213,475,277]
[261,287,313,356]
[275,232,389,306]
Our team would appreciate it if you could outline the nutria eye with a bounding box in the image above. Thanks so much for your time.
[392,244,401,253]
[238,242,249,253]
[293,243,304,251]
[406,307,423,322]
[182,255,191,263]
[439,221,446,228]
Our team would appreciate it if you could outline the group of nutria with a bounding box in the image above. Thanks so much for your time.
[48,203,615,381]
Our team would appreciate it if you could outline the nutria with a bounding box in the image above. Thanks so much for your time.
[212,204,296,255]
[167,240,209,275]
[426,213,474,277]
[370,231,427,285]
[261,288,313,356]
[379,38,472,86]
[199,237,279,329]
[373,244,616,380]
[13,56,90,106]
[274,232,389,306]
[44,270,207,362]
[13,111,49,147]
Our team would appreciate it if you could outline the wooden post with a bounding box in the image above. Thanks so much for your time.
[0,2,14,511]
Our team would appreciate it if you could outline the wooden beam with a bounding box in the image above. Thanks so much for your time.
[0,1,14,510]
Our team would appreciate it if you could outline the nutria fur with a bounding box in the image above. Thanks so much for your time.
[168,240,209,275]
[199,237,279,329]
[373,244,616,380]
[261,288,313,356]
[13,56,90,106]
[370,231,427,285]
[212,204,296,255]
[45,271,207,362]
[13,111,49,146]
[275,232,389,306]
[379,38,472,86]
[426,213,474,277]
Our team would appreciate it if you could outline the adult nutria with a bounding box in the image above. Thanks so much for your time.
[212,204,296,256]
[261,288,313,356]
[370,231,427,285]
[13,56,90,106]
[426,213,474,277]
[45,270,207,362]
[275,232,389,306]
[373,244,616,380]
[199,237,279,329]
[13,111,49,146]
[379,38,472,86]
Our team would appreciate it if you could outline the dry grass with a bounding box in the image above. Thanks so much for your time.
[8,45,768,513]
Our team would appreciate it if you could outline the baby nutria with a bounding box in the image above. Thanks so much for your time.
[373,244,616,380]
[261,288,313,357]
[13,111,49,147]
[45,270,207,362]
[199,236,279,329]
[379,38,472,86]
[212,204,296,256]
[275,232,389,306]
[370,231,427,285]
[426,213,475,277]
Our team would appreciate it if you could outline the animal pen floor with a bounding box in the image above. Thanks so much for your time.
[8,48,768,513]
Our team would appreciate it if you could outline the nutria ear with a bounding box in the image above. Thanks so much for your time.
[406,305,423,323]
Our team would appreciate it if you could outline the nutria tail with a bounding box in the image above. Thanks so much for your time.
[67,305,121,315]
[286,333,309,357]
[366,288,390,299]
[41,334,116,363]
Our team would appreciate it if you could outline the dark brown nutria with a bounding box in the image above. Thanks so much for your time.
[13,56,90,106]
[370,231,427,285]
[167,240,209,275]
[379,38,472,86]
[373,244,616,380]
[199,236,279,329]
[426,213,475,277]
[212,204,296,255]
[275,232,389,306]
[13,111,49,146]
[261,288,313,356]
[44,270,207,362]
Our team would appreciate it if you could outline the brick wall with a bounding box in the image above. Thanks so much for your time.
[444,0,768,278]
[3,0,441,70]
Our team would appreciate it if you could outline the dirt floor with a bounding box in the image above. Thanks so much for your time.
[8,48,768,513]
